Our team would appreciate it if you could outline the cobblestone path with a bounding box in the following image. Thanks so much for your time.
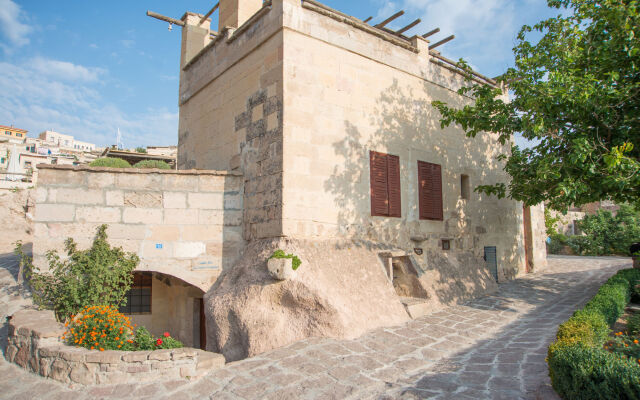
[0,253,630,399]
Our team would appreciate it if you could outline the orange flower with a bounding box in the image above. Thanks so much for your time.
[99,348,104,352]
[634,340,639,344]
[90,346,94,350]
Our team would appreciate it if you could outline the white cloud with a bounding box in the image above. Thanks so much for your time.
[0,59,178,147]
[30,57,107,83]
[0,0,32,52]
[120,39,135,49]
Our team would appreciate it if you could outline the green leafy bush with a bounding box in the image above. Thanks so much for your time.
[571,205,640,256]
[548,232,568,254]
[89,157,131,168]
[16,225,139,321]
[548,344,640,400]
[133,327,183,350]
[548,268,640,399]
[132,160,171,169]
[628,314,640,336]
[269,250,302,270]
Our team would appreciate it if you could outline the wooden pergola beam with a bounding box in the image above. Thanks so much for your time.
[146,11,185,27]
[363,16,373,23]
[430,34,455,49]
[422,28,440,38]
[395,18,421,35]
[200,2,220,25]
[374,10,405,29]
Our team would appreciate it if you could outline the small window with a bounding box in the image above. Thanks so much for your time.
[1,158,5,163]
[5,131,10,135]
[16,133,22,137]
[442,239,451,250]
[461,174,470,200]
[24,161,32,167]
[119,273,152,314]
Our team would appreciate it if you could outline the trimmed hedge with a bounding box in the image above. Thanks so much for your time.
[548,268,640,399]
[89,157,131,168]
[132,160,171,169]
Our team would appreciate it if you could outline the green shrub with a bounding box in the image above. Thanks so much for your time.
[628,314,640,336]
[133,327,183,350]
[16,225,139,321]
[132,160,171,169]
[548,268,640,399]
[269,250,302,270]
[572,205,640,256]
[548,232,569,254]
[89,157,131,168]
[548,344,640,400]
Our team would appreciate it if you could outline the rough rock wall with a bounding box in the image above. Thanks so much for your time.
[0,188,33,253]
[204,238,410,361]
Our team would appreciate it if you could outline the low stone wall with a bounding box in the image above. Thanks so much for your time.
[6,309,225,385]
[33,165,245,291]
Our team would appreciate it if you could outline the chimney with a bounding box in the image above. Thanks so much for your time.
[180,12,212,70]
[218,0,263,32]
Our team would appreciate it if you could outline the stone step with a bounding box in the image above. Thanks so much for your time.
[400,297,430,319]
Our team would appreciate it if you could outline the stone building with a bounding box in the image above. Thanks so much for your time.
[174,0,546,359]
[33,0,546,360]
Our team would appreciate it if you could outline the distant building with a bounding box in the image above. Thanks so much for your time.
[1,125,28,143]
[147,146,178,158]
[38,130,96,151]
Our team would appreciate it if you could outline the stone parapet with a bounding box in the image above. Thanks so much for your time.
[32,165,245,291]
[6,309,225,385]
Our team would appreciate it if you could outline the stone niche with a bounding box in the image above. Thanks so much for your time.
[6,309,225,385]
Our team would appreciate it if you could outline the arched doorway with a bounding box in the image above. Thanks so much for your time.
[120,271,207,350]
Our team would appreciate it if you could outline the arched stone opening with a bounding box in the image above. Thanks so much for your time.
[120,271,207,350]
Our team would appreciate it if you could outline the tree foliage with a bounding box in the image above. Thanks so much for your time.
[432,0,640,211]
[17,225,139,321]
[567,204,640,256]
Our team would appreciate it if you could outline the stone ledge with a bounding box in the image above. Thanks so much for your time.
[36,164,243,176]
[6,309,225,385]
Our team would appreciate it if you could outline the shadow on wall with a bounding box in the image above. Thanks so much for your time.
[323,76,523,305]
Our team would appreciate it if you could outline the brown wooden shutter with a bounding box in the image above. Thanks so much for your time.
[370,151,389,216]
[418,161,443,221]
[387,155,401,217]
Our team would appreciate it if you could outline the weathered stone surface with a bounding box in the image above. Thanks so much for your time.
[148,349,173,361]
[205,238,409,361]
[267,257,295,280]
[69,363,96,385]
[122,351,151,363]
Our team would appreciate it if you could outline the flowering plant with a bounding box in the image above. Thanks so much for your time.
[604,331,640,365]
[134,327,183,350]
[64,305,134,351]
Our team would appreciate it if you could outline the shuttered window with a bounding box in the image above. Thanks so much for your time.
[370,151,401,218]
[418,161,443,221]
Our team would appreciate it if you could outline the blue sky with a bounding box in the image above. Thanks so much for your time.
[0,0,560,148]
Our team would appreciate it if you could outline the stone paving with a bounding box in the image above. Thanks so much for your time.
[0,251,631,399]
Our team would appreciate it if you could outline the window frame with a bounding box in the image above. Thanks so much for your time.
[119,272,152,315]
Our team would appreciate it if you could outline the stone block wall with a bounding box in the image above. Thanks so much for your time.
[33,165,244,291]
[6,309,225,385]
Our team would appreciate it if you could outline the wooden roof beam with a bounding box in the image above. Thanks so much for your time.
[146,11,185,27]
[395,18,421,35]
[363,16,373,23]
[422,27,440,38]
[374,10,405,29]
[200,2,220,25]
[430,34,455,49]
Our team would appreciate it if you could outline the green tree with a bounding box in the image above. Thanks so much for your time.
[432,0,640,211]
[135,147,147,153]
